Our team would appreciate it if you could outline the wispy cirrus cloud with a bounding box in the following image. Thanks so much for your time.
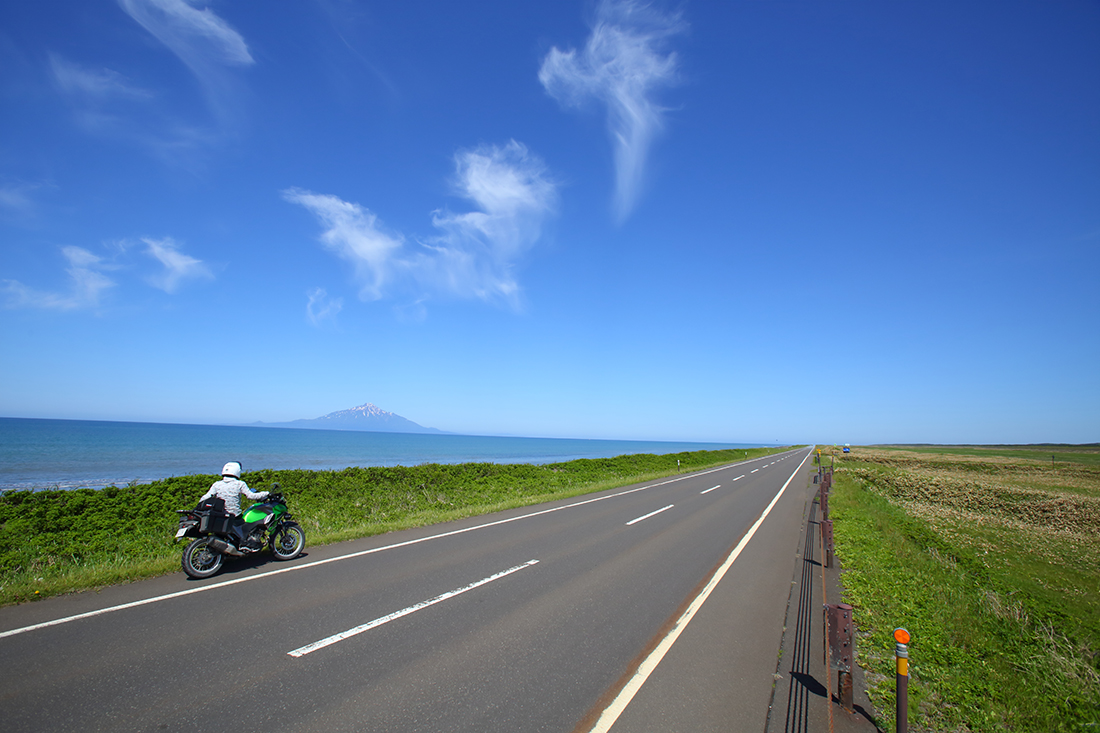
[284,140,556,313]
[282,189,405,301]
[48,54,151,100]
[0,180,50,217]
[424,141,557,304]
[2,238,212,310]
[0,186,34,212]
[48,53,158,142]
[116,0,254,73]
[539,0,685,222]
[141,236,213,292]
[2,246,116,311]
[47,2,253,162]
[306,287,343,326]
[110,0,254,150]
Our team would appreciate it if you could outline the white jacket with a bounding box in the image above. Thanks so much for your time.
[199,477,269,516]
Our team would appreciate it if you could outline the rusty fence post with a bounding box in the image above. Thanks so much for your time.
[825,603,855,711]
[821,519,834,568]
[819,483,829,521]
[894,628,910,733]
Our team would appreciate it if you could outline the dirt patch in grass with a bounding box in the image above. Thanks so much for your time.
[846,465,1100,535]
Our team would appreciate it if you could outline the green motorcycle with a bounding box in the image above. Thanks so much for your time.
[175,485,305,579]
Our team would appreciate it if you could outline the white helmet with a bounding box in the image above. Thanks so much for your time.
[221,461,242,479]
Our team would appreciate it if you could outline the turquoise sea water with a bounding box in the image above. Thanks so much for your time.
[0,417,763,491]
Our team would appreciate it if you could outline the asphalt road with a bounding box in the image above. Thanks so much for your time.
[0,447,816,732]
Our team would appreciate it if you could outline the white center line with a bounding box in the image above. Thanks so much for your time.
[626,505,674,526]
[288,560,539,657]
[700,485,721,495]
[751,469,759,473]
[732,475,745,481]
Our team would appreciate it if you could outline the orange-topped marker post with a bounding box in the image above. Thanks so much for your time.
[894,627,910,733]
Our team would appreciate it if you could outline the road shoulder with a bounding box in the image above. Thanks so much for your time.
[766,481,881,733]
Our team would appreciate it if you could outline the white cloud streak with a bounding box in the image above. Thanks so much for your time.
[282,189,405,301]
[2,247,115,310]
[116,0,254,71]
[116,0,253,134]
[0,185,37,214]
[539,0,685,222]
[48,53,161,146]
[142,236,213,292]
[49,54,151,100]
[45,3,252,163]
[284,141,556,311]
[424,141,557,304]
[2,238,213,310]
[306,287,343,326]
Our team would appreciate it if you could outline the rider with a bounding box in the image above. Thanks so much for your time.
[198,462,269,549]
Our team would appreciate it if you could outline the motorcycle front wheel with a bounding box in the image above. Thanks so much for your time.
[270,523,305,561]
[181,537,224,579]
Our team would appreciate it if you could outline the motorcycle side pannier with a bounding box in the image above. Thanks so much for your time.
[199,513,231,534]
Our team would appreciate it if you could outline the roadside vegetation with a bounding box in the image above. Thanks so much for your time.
[829,445,1100,732]
[0,446,789,607]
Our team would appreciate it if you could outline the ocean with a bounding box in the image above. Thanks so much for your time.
[0,417,763,491]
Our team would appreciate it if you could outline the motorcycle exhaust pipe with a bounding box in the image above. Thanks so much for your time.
[207,538,244,557]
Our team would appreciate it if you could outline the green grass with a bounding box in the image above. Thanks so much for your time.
[0,446,792,606]
[831,448,1100,732]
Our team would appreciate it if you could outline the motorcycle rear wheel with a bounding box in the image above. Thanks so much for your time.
[182,537,224,579]
[270,523,305,561]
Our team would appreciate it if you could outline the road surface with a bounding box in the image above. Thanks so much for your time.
[0,447,817,732]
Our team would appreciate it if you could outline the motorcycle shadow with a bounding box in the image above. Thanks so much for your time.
[185,550,311,580]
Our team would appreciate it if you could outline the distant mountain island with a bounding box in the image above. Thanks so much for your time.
[254,403,443,434]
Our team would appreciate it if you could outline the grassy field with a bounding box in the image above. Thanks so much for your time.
[877,444,1100,467]
[829,445,1100,732]
[0,446,788,607]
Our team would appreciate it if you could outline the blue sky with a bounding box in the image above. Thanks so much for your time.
[1,0,1097,445]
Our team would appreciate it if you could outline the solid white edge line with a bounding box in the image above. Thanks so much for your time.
[287,560,539,657]
[586,448,814,733]
[0,451,796,641]
[625,505,675,526]
[700,485,720,495]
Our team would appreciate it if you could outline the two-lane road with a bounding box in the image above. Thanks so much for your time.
[0,448,816,732]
